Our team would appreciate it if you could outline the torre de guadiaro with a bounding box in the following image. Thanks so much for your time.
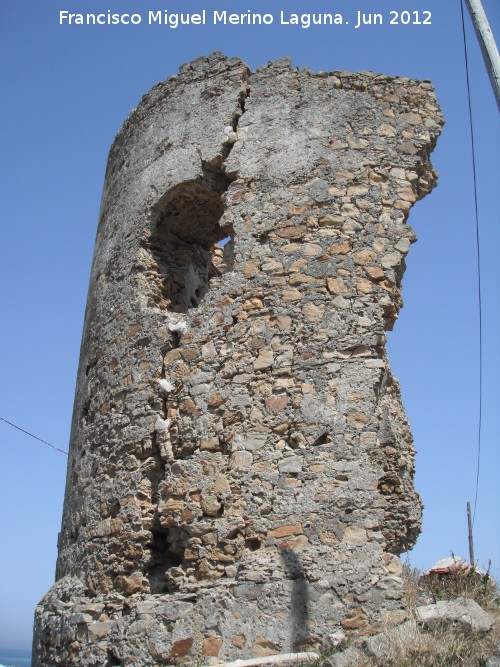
[33,53,444,666]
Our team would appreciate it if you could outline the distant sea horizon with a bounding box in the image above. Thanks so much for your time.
[0,648,32,667]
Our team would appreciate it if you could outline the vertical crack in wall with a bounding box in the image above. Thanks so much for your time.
[145,81,250,313]
[145,77,250,593]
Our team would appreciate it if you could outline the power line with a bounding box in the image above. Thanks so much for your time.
[0,416,68,456]
[460,0,484,527]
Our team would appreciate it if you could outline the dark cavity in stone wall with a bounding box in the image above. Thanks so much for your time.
[147,167,235,313]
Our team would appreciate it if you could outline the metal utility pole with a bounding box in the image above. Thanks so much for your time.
[464,0,500,111]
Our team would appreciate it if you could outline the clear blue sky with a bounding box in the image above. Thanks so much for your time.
[0,0,498,652]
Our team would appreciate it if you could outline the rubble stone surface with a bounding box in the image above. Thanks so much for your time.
[33,52,443,666]
[323,647,365,667]
[415,597,495,633]
[486,643,500,667]
[362,620,419,659]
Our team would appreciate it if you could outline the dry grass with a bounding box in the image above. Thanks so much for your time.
[419,564,499,614]
[319,563,500,667]
[401,563,424,612]
[367,623,497,666]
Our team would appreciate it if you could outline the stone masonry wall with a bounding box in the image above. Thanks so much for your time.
[33,52,444,667]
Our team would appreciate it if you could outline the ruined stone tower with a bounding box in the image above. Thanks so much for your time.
[33,53,443,666]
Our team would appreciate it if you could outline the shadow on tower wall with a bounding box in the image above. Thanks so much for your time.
[279,547,310,649]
